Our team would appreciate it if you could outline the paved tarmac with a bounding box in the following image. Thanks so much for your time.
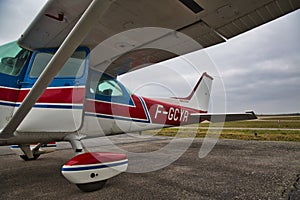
[0,135,300,200]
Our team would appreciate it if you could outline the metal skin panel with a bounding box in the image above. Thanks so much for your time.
[18,0,299,77]
[80,72,211,138]
[0,86,85,131]
[0,104,15,130]
[18,0,300,48]
[18,0,93,50]
[0,70,211,143]
[214,0,300,38]
[81,94,205,137]
[16,106,83,132]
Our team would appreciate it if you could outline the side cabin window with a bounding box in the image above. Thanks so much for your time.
[88,72,134,105]
[29,50,87,78]
[0,41,31,76]
[90,75,123,97]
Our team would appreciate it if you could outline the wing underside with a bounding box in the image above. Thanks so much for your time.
[18,0,300,76]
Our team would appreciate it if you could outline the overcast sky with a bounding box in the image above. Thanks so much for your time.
[0,1,299,114]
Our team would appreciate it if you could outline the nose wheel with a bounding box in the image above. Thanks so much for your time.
[61,151,128,192]
[76,180,107,192]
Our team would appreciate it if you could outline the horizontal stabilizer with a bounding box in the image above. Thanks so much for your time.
[191,111,257,123]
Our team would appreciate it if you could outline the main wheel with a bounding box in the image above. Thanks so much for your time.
[20,154,40,161]
[76,180,107,192]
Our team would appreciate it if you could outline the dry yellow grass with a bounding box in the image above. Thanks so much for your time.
[142,115,300,142]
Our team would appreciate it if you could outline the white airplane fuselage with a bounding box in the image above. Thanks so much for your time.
[0,42,211,146]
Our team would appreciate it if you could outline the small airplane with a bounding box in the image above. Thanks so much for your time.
[0,0,298,192]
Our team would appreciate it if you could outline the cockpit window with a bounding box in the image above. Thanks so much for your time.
[29,50,86,78]
[0,41,31,76]
[90,74,123,97]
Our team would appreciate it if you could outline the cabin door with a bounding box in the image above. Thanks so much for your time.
[84,70,133,136]
[0,42,31,130]
[17,47,89,132]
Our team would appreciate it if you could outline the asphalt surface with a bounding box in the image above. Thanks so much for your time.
[0,135,300,200]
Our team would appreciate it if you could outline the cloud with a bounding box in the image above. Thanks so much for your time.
[0,0,47,44]
[205,10,300,113]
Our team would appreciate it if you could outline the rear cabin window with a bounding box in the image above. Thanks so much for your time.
[90,74,123,97]
[30,50,87,78]
[0,41,31,76]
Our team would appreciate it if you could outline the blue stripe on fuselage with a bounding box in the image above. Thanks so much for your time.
[61,160,128,172]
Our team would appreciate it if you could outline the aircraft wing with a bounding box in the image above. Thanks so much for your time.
[18,0,300,77]
[1,0,298,139]
[191,111,257,123]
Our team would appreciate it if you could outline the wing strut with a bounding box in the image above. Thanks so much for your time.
[0,0,115,139]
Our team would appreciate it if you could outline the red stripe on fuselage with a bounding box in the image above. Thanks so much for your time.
[143,97,206,126]
[85,94,207,126]
[85,95,148,120]
[0,87,19,102]
[0,87,85,104]
[64,152,127,166]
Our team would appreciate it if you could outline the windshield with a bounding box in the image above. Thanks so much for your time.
[29,50,87,78]
[0,41,31,76]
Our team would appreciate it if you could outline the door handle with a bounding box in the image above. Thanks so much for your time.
[17,80,30,85]
[74,81,80,86]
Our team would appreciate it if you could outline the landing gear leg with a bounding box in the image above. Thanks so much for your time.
[19,144,41,161]
[69,139,84,154]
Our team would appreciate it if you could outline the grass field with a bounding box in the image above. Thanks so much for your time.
[143,115,300,142]
[199,119,300,129]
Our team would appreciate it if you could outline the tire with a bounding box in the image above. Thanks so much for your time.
[20,154,40,161]
[76,180,107,192]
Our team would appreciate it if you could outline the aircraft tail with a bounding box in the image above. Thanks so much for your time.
[175,72,213,112]
[153,72,213,112]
